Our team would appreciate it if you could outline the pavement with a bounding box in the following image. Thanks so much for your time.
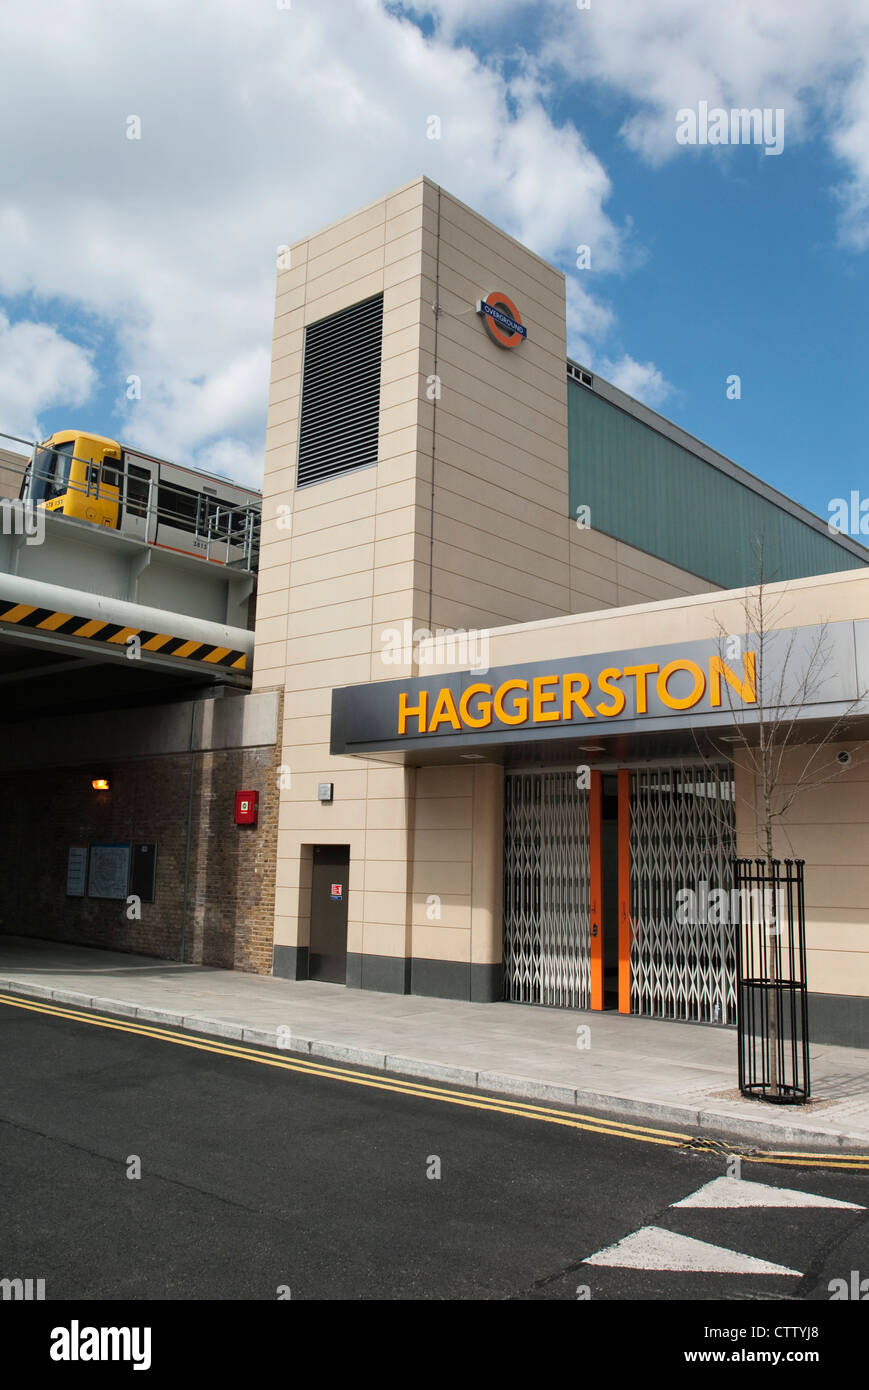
[1,933,868,1151]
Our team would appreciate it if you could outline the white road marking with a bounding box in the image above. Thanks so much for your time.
[583,1226,802,1276]
[673,1177,865,1211]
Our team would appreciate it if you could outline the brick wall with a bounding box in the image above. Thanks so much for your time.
[0,738,281,973]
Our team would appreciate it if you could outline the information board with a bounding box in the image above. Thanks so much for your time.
[87,843,131,900]
[66,846,88,898]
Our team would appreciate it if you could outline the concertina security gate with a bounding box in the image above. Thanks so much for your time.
[629,766,736,1025]
[503,771,591,1008]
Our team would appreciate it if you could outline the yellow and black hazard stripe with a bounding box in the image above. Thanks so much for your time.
[0,599,247,670]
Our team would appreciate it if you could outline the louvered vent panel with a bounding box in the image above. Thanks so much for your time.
[296,294,383,488]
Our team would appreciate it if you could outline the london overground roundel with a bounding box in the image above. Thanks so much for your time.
[475,291,527,348]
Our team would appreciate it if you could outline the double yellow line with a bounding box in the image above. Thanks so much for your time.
[2,992,868,1172]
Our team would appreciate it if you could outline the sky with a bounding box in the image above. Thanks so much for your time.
[0,0,867,528]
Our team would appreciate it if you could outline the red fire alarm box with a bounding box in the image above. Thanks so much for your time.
[235,790,259,826]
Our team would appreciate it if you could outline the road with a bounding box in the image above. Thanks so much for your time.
[1,995,867,1302]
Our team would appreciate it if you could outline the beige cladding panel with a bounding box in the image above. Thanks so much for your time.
[419,565,869,676]
[436,193,565,302]
[261,181,519,974]
[470,764,504,966]
[806,951,869,995]
[420,185,570,634]
[266,166,428,978]
[734,747,869,999]
[435,458,565,543]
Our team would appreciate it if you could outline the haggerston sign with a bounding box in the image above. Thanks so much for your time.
[330,622,861,755]
[397,651,755,734]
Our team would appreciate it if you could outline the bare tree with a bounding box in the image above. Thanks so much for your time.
[694,543,867,1096]
[699,545,867,859]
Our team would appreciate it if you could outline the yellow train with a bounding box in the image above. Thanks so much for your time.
[21,429,261,567]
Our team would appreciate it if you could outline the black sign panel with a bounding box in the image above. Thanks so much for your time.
[330,623,859,757]
[130,843,158,903]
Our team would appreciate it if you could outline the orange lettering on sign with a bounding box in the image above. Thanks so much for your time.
[657,659,707,710]
[533,675,560,722]
[596,668,626,717]
[428,687,463,731]
[395,649,759,737]
[459,683,494,728]
[623,663,659,714]
[709,651,757,707]
[398,690,428,734]
[494,679,529,725]
[563,673,594,719]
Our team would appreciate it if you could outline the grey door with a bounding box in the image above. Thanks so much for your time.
[310,845,349,983]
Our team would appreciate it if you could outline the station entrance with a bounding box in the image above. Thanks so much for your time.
[503,764,736,1025]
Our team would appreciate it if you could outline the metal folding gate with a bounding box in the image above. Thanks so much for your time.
[628,765,736,1025]
[503,771,591,1007]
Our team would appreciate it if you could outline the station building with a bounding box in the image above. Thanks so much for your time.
[254,176,869,1046]
[2,177,867,1049]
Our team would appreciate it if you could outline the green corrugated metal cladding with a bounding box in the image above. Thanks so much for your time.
[567,379,865,588]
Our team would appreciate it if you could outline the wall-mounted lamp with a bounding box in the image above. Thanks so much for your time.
[91,778,110,791]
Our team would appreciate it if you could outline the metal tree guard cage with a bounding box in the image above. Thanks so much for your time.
[735,858,810,1104]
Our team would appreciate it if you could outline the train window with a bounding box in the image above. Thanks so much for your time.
[30,441,75,502]
[158,482,200,534]
[125,465,151,518]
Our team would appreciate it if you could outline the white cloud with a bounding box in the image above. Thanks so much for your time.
[3,0,867,490]
[0,312,96,443]
[119,347,272,484]
[830,58,869,250]
[565,275,615,365]
[425,0,869,246]
[406,0,525,34]
[599,355,674,411]
[0,0,630,484]
[194,437,265,492]
[564,276,674,409]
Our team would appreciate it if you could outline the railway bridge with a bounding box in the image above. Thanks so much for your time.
[0,445,255,722]
[0,444,279,975]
